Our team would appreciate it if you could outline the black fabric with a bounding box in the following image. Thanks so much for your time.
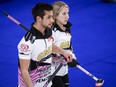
[51,74,69,87]
[24,23,52,42]
[53,21,72,33]
[29,59,51,71]
[68,59,80,68]
[18,59,51,71]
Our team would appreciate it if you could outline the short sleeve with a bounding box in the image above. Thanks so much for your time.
[17,37,33,60]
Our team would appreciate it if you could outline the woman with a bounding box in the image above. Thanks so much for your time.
[51,1,76,87]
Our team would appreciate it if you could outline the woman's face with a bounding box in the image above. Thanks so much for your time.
[56,6,69,25]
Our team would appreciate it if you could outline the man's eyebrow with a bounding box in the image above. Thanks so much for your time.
[48,15,53,17]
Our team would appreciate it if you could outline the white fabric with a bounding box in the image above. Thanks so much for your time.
[18,36,54,87]
[52,28,76,76]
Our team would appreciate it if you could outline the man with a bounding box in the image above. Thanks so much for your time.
[18,2,72,87]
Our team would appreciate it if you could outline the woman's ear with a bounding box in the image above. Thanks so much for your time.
[55,17,57,20]
[55,15,58,20]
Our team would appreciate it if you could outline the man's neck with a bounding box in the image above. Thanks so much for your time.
[33,22,45,35]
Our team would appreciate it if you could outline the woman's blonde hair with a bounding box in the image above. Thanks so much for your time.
[52,1,69,20]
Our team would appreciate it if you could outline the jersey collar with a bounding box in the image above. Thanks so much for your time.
[54,21,72,33]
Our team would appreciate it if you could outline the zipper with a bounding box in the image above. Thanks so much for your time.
[44,39,48,56]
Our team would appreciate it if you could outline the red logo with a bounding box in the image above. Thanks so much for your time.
[19,44,29,52]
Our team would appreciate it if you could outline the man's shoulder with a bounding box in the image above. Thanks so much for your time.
[24,31,36,44]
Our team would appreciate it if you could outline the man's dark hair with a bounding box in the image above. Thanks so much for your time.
[32,2,53,21]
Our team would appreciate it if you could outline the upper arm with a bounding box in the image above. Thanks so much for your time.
[19,59,30,72]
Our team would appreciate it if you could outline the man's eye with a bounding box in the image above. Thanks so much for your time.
[48,16,51,19]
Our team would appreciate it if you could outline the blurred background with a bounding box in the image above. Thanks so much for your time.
[0,0,116,87]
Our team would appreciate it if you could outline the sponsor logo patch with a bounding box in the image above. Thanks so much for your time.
[19,44,29,52]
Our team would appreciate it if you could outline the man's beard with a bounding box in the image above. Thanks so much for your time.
[44,24,52,29]
[41,23,52,29]
[46,23,53,29]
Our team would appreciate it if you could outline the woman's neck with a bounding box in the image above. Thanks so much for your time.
[56,21,66,31]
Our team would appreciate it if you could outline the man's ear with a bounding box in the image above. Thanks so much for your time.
[36,16,42,22]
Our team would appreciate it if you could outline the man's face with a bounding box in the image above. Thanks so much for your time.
[41,10,54,29]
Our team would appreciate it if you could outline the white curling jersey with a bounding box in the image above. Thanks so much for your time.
[18,26,54,87]
[52,22,76,76]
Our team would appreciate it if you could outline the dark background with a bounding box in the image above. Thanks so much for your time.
[0,0,116,87]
